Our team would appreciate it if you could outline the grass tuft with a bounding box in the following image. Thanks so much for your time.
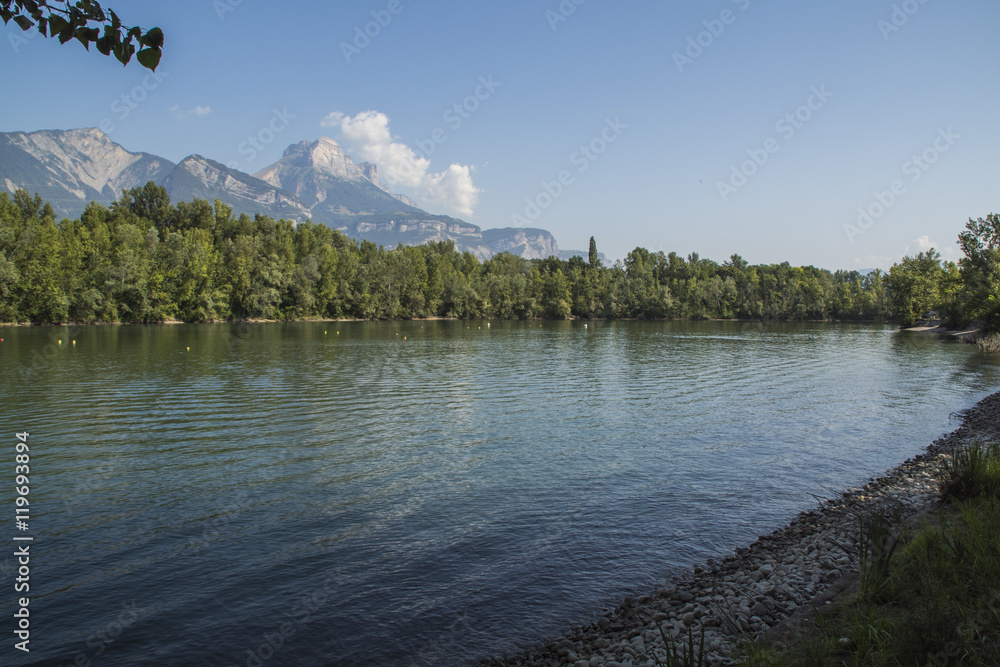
[940,440,1000,501]
[733,441,1000,665]
[655,623,706,667]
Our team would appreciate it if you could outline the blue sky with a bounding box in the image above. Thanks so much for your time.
[2,0,998,268]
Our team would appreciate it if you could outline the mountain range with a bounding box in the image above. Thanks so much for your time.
[0,128,594,261]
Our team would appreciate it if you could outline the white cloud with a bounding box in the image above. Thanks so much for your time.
[321,110,480,218]
[170,104,212,120]
[854,254,895,270]
[896,236,958,262]
[320,112,343,128]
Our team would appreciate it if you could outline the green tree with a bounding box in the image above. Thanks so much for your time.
[958,213,1000,329]
[887,250,945,327]
[588,236,599,268]
[12,202,69,322]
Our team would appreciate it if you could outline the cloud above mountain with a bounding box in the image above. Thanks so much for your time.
[321,110,479,217]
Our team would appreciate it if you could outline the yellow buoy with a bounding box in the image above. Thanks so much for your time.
[58,339,62,344]
[186,346,190,351]
[72,340,76,345]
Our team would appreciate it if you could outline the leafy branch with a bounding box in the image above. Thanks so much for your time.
[0,0,162,70]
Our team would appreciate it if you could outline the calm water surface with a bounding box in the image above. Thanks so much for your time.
[1,321,997,666]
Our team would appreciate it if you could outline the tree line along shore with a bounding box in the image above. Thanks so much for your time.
[0,184,996,329]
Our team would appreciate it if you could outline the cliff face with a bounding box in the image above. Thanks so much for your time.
[1,128,579,261]
[164,156,313,221]
[0,128,174,217]
[482,227,561,260]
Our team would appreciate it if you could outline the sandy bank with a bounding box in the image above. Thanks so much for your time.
[904,318,983,338]
[905,319,999,352]
[481,393,1000,667]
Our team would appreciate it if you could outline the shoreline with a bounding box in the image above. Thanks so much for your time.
[904,318,998,352]
[0,317,900,328]
[481,392,1000,666]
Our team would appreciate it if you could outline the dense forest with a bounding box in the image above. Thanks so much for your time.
[0,183,996,329]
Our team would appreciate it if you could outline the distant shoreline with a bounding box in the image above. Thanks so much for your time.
[0,316,900,328]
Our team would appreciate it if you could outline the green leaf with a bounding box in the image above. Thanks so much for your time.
[48,15,69,35]
[136,47,160,71]
[96,34,112,55]
[113,41,134,65]
[13,14,33,30]
[74,25,88,45]
[142,26,163,48]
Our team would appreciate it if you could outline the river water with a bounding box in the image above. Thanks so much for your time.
[1,321,997,665]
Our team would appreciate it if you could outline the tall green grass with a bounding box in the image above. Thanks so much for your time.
[857,504,904,601]
[940,440,1000,500]
[737,441,1000,666]
[656,624,706,667]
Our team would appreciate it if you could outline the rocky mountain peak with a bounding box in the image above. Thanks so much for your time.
[0,128,174,215]
[267,137,361,180]
[7,127,161,193]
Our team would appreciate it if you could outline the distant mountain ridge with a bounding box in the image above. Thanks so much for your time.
[0,128,596,261]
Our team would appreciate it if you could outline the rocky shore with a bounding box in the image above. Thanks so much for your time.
[481,392,1000,667]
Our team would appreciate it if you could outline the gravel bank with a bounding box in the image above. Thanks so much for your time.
[480,391,1000,667]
